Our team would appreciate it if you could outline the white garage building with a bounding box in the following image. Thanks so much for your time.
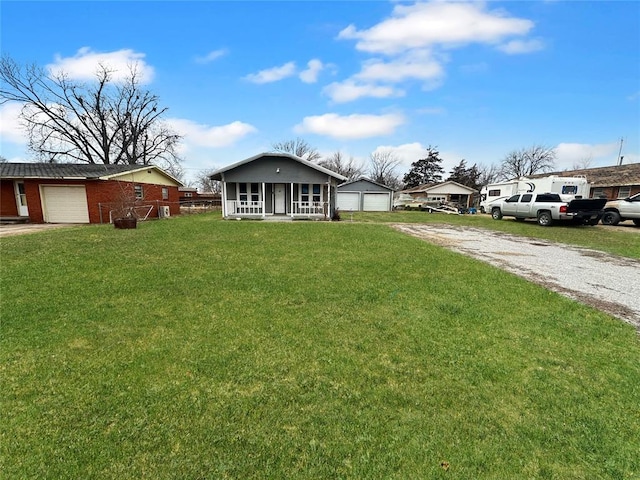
[337,178,394,212]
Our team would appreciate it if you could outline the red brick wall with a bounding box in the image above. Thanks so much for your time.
[0,180,19,216]
[17,179,180,224]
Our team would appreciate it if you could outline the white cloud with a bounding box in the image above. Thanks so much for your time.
[167,118,257,148]
[47,47,154,83]
[295,113,405,140]
[299,59,324,83]
[195,49,228,64]
[338,2,535,55]
[244,62,296,84]
[497,38,544,54]
[323,81,404,103]
[0,103,27,144]
[554,142,620,169]
[356,51,444,83]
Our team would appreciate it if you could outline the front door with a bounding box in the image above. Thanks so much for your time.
[15,182,29,216]
[274,183,285,214]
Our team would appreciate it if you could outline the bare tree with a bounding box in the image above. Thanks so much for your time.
[318,151,364,180]
[499,145,556,180]
[271,137,321,162]
[477,163,502,186]
[369,150,402,189]
[0,56,181,170]
[571,155,593,171]
[196,169,221,193]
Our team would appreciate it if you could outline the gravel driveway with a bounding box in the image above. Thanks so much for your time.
[393,224,640,330]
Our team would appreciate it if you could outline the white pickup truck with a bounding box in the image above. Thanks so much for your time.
[490,193,607,226]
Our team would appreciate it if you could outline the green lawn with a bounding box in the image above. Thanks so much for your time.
[2,214,639,479]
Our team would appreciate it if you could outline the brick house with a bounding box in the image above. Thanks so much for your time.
[0,163,183,224]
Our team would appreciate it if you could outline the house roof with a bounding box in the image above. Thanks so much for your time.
[401,180,477,194]
[0,162,183,185]
[526,163,640,187]
[210,152,348,181]
[337,177,394,191]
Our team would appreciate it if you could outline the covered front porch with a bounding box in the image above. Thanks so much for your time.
[222,182,333,219]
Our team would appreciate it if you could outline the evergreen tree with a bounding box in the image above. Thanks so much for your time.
[447,160,481,191]
[402,146,444,188]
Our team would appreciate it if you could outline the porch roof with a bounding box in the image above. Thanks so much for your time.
[209,152,347,182]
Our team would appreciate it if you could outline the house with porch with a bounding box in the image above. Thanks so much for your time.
[210,153,347,220]
[399,180,477,209]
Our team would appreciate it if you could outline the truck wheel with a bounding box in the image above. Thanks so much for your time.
[480,207,486,214]
[537,211,553,226]
[515,217,525,222]
[633,219,640,227]
[601,211,621,226]
[491,208,502,220]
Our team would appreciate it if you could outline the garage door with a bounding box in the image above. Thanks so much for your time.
[42,186,90,223]
[337,192,360,211]
[363,192,390,211]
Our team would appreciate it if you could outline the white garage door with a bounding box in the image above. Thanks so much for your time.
[42,186,90,223]
[363,193,390,211]
[337,192,360,211]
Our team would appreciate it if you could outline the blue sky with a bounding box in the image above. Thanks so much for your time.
[1,1,639,185]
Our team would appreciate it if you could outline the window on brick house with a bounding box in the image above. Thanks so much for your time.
[162,187,169,200]
[134,185,144,199]
[618,187,631,199]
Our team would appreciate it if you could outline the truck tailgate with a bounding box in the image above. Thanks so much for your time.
[567,198,607,212]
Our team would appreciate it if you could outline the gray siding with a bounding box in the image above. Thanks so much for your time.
[337,179,392,193]
[223,155,329,184]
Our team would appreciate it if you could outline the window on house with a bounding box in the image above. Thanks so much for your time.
[162,187,169,200]
[184,192,193,198]
[134,185,144,199]
[299,184,322,204]
[618,187,631,199]
[238,183,260,203]
[592,188,606,199]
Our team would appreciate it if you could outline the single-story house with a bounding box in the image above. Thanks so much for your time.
[179,187,221,207]
[527,163,640,199]
[399,180,477,209]
[337,178,394,212]
[0,163,183,224]
[210,152,347,220]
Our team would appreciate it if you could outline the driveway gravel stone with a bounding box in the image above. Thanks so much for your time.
[393,224,640,330]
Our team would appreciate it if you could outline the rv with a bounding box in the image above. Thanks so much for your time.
[480,175,589,213]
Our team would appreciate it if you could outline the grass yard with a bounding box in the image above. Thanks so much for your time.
[2,214,639,479]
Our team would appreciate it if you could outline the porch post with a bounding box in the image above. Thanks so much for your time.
[262,182,266,219]
[221,174,227,217]
[290,183,294,218]
[327,180,331,220]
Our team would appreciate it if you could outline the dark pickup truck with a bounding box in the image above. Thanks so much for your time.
[491,193,607,226]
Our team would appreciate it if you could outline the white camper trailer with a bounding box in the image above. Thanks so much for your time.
[480,175,590,213]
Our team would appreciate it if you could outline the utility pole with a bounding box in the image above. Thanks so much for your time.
[617,137,624,166]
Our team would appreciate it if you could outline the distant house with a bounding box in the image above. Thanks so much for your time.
[178,187,221,207]
[210,152,347,220]
[0,163,183,224]
[337,178,394,212]
[527,163,640,199]
[400,181,477,209]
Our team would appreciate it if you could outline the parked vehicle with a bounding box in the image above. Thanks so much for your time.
[490,192,606,226]
[601,192,640,226]
[480,175,590,213]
